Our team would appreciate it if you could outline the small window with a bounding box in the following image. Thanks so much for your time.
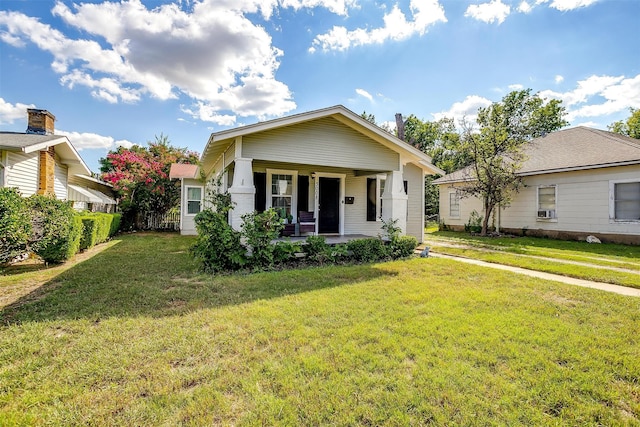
[449,192,460,218]
[614,182,640,221]
[186,187,202,215]
[537,185,557,219]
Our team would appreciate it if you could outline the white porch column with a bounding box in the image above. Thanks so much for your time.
[381,170,408,234]
[228,158,255,231]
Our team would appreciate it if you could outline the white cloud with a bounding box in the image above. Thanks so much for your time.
[508,84,524,90]
[0,98,36,125]
[56,130,133,151]
[540,73,640,122]
[554,75,564,84]
[538,0,599,11]
[0,0,321,125]
[432,95,492,125]
[518,1,532,13]
[355,88,373,102]
[310,0,446,52]
[464,0,511,24]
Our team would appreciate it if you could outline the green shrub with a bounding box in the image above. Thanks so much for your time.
[303,235,331,263]
[347,238,389,263]
[79,216,98,251]
[389,235,418,259]
[0,188,32,264]
[190,210,246,273]
[465,210,483,233]
[28,195,82,264]
[109,213,121,237]
[273,240,303,264]
[241,209,283,268]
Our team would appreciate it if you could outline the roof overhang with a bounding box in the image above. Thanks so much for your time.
[201,105,445,176]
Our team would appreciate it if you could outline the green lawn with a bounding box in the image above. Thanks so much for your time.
[424,231,640,288]
[1,233,640,425]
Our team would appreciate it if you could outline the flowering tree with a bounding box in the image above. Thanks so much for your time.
[100,135,199,227]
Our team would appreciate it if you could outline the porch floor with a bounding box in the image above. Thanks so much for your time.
[274,234,375,245]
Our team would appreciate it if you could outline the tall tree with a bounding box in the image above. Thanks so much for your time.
[100,134,199,227]
[457,89,568,235]
[608,108,640,139]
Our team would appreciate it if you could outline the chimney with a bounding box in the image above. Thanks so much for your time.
[395,113,405,141]
[27,109,55,135]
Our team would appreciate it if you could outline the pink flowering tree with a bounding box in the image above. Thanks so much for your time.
[100,134,199,228]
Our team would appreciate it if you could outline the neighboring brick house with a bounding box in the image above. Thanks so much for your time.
[434,127,640,244]
[0,109,116,212]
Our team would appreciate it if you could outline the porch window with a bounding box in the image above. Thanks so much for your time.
[537,185,557,220]
[267,169,298,221]
[367,176,385,221]
[186,186,202,215]
[449,192,460,218]
[612,181,640,221]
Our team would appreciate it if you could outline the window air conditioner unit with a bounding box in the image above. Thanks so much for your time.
[537,209,555,219]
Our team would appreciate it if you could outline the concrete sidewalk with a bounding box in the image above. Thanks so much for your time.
[429,252,640,297]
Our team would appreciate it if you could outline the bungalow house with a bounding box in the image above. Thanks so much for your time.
[172,105,444,242]
[433,126,640,244]
[0,109,116,212]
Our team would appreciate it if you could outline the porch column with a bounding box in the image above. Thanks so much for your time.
[381,170,408,234]
[228,158,255,231]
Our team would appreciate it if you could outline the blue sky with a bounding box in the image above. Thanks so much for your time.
[1,0,639,172]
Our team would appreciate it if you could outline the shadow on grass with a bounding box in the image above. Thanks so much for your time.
[1,233,396,325]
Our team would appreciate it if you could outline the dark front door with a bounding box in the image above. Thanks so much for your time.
[319,177,340,234]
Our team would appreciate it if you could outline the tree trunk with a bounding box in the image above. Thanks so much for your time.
[481,203,493,236]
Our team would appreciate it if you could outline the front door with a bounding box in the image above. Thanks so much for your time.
[318,177,340,234]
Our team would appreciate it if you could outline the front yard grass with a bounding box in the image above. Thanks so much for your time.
[1,233,640,425]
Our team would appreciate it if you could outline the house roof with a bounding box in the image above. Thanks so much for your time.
[201,105,444,176]
[433,126,640,185]
[0,131,91,176]
[169,163,200,179]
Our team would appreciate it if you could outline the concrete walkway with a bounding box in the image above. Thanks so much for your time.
[428,252,640,297]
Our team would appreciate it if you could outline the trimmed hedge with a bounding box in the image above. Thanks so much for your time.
[0,188,32,265]
[29,195,82,264]
[78,212,122,251]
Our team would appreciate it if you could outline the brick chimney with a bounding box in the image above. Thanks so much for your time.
[27,109,55,135]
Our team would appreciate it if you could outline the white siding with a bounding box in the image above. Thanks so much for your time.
[438,183,484,229]
[242,117,399,171]
[54,160,68,200]
[439,164,640,237]
[180,178,202,235]
[404,163,424,242]
[6,151,39,196]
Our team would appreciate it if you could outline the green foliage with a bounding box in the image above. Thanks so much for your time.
[380,217,401,241]
[608,108,640,139]
[100,134,199,228]
[347,238,389,263]
[241,209,284,268]
[78,213,121,251]
[79,217,98,251]
[457,89,568,235]
[273,240,304,264]
[0,188,32,264]
[303,235,331,263]
[389,235,418,259]
[191,210,246,273]
[464,210,483,233]
[28,195,82,264]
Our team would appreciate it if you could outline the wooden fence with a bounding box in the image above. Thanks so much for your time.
[138,211,180,231]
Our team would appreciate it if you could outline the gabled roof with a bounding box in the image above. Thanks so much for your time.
[201,105,444,175]
[433,126,640,184]
[0,131,91,176]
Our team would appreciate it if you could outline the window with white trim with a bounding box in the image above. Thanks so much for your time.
[613,181,640,221]
[267,169,298,221]
[537,185,557,220]
[449,192,460,218]
[186,186,202,215]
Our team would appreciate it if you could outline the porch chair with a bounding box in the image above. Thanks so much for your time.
[298,211,316,235]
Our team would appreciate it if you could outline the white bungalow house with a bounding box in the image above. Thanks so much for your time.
[0,109,116,212]
[434,126,640,244]
[172,105,444,242]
